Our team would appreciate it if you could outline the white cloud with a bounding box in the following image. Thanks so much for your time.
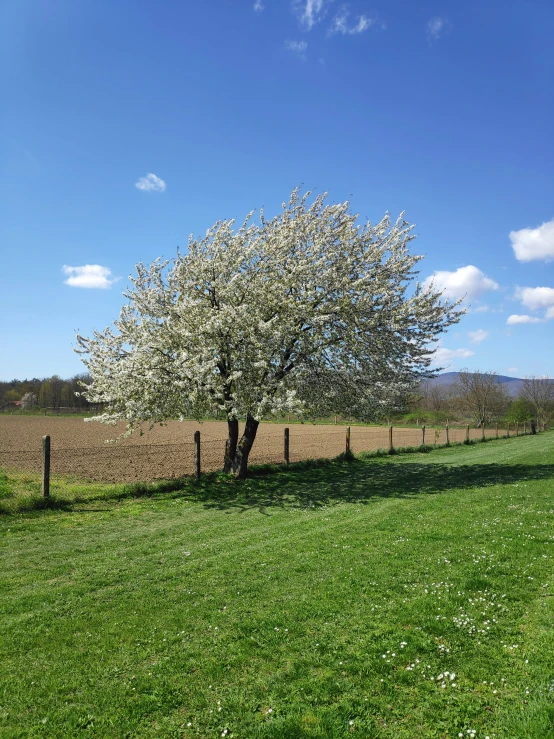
[285,39,308,57]
[506,314,543,325]
[293,0,327,30]
[468,329,489,344]
[135,173,166,192]
[423,265,499,301]
[426,16,451,40]
[329,7,375,35]
[62,264,117,289]
[515,286,554,311]
[510,218,554,262]
[254,0,264,10]
[433,345,475,366]
[471,304,490,313]
[547,306,554,320]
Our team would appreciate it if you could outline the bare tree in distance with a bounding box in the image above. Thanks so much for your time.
[453,370,509,427]
[520,376,554,430]
[419,379,452,413]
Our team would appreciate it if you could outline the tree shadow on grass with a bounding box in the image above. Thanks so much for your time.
[5,454,554,517]
[183,456,554,515]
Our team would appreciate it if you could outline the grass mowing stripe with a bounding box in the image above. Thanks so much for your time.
[0,433,553,737]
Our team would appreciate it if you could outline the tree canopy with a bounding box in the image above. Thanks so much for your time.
[77,189,463,476]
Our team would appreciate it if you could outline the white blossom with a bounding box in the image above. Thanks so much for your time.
[77,188,463,476]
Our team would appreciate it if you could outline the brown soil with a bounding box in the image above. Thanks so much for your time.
[0,416,506,483]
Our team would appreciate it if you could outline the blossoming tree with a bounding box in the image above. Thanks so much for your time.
[77,189,463,477]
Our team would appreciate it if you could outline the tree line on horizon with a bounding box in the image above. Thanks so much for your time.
[0,374,96,411]
[2,369,553,431]
[407,370,554,429]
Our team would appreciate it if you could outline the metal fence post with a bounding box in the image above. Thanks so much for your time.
[42,435,50,498]
[466,424,470,443]
[346,426,351,455]
[194,430,201,480]
[516,421,519,436]
[284,427,290,465]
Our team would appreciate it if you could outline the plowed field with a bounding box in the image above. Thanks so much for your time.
[0,416,504,483]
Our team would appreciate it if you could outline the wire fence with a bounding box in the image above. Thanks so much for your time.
[0,422,534,486]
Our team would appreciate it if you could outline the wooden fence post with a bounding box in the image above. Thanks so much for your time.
[388,425,393,453]
[466,424,470,443]
[284,427,290,465]
[507,423,510,438]
[482,424,486,440]
[194,430,201,480]
[516,422,519,437]
[346,426,351,455]
[445,424,450,445]
[421,425,425,446]
[42,435,50,498]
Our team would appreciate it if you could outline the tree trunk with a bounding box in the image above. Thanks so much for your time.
[224,417,239,473]
[224,414,259,479]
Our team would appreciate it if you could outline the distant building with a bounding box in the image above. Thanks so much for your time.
[21,392,38,409]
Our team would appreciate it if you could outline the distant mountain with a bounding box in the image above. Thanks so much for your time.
[427,372,551,398]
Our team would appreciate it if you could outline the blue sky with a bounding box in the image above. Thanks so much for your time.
[1,0,553,381]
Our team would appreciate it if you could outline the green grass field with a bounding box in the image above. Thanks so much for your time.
[1,434,553,738]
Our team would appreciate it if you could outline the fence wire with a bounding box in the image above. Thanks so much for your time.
[0,424,521,484]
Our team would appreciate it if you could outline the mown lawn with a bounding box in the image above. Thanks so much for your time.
[1,434,553,738]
